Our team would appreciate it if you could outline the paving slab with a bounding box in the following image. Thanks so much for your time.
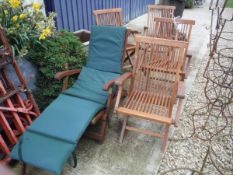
[13,3,212,175]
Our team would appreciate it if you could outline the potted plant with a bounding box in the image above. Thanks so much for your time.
[0,0,56,57]
[0,0,56,90]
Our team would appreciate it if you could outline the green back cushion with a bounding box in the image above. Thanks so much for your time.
[63,66,119,105]
[86,25,126,74]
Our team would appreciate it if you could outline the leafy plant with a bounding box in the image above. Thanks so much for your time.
[0,0,56,57]
[27,31,86,110]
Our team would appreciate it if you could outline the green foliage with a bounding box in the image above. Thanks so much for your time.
[27,30,86,110]
[185,0,193,8]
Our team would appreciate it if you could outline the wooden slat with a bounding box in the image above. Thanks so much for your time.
[126,126,163,138]
[148,5,176,10]
[117,107,172,124]
[136,36,188,50]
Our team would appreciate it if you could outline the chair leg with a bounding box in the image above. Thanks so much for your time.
[175,98,184,127]
[119,116,128,143]
[162,124,170,154]
[185,54,192,78]
[20,163,26,175]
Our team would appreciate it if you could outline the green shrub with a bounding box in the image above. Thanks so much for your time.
[27,30,86,110]
[185,0,193,8]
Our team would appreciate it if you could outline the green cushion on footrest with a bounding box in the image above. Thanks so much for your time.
[11,131,75,175]
[28,94,105,144]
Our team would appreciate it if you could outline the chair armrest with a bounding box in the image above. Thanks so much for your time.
[113,72,133,112]
[115,72,133,86]
[177,81,185,99]
[103,79,115,91]
[103,72,133,91]
[54,69,81,80]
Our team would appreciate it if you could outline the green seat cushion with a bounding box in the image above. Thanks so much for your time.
[63,66,119,105]
[11,131,75,175]
[86,25,126,74]
[28,94,104,143]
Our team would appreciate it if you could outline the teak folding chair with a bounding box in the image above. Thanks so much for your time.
[11,26,128,175]
[144,5,176,36]
[93,8,138,68]
[0,25,39,162]
[153,17,195,78]
[114,36,188,153]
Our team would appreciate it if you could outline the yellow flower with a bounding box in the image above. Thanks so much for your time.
[4,10,8,15]
[39,34,46,40]
[39,27,52,40]
[19,13,26,20]
[8,0,21,9]
[12,15,18,22]
[43,27,52,36]
[16,24,20,29]
[32,3,41,12]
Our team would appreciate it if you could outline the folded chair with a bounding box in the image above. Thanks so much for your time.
[114,36,188,153]
[144,5,176,36]
[0,25,39,162]
[93,8,139,68]
[153,17,195,78]
[11,26,127,175]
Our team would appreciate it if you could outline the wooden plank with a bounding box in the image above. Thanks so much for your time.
[135,34,188,49]
[126,126,163,138]
[148,4,176,10]
[117,107,173,124]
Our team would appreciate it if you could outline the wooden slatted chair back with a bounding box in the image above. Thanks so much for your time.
[131,36,188,116]
[147,5,175,36]
[93,8,122,26]
[153,17,195,43]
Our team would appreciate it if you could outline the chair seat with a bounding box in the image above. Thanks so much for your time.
[11,131,75,175]
[63,66,120,105]
[120,90,172,120]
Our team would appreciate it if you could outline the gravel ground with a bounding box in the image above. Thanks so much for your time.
[157,9,233,175]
